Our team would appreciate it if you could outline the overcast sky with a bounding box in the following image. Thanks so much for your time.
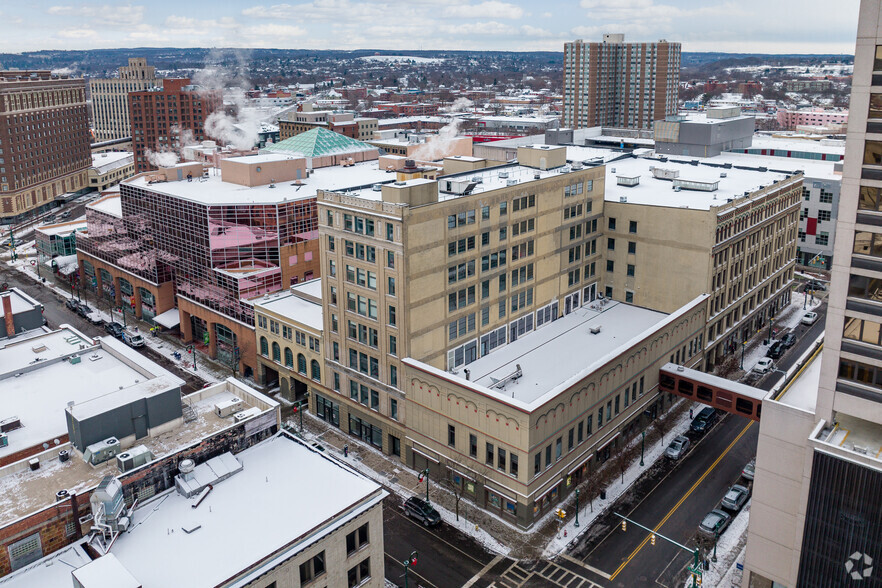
[0,0,862,55]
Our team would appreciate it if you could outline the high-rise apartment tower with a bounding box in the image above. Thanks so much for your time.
[563,35,680,130]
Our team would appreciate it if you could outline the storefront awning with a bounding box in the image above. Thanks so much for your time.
[153,308,181,329]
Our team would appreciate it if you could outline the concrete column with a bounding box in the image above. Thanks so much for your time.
[207,323,217,358]
[133,286,143,319]
[113,276,121,307]
[180,310,193,342]
[93,264,103,294]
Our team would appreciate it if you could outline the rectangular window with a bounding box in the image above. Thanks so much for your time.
[390,398,398,420]
[387,222,394,241]
[300,551,326,584]
[608,237,615,250]
[577,421,584,443]
[629,220,637,234]
[510,453,518,477]
[608,217,616,231]
[534,453,541,475]
[627,264,635,277]
[470,434,478,458]
[448,424,456,447]
[545,444,552,468]
[486,442,494,466]
[607,260,614,272]
[555,437,562,460]
[347,558,370,588]
[628,241,636,254]
[498,448,506,471]
[346,523,370,555]
[568,428,574,450]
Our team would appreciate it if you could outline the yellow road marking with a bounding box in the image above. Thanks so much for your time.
[609,420,754,581]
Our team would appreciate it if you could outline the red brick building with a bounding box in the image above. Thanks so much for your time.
[0,70,92,222]
[128,78,223,173]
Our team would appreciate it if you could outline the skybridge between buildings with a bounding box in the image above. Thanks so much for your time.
[659,362,767,421]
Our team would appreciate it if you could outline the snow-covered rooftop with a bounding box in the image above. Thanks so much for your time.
[0,287,41,315]
[87,192,122,218]
[125,161,391,206]
[603,154,799,210]
[90,151,133,174]
[254,288,323,332]
[0,328,182,460]
[291,277,323,300]
[34,217,87,237]
[0,379,276,527]
[746,135,845,156]
[106,434,384,587]
[778,350,821,413]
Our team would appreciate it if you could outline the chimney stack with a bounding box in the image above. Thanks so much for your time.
[2,293,13,337]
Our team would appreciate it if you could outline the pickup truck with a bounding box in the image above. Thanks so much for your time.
[121,330,145,348]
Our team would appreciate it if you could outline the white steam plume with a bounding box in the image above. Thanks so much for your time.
[409,119,462,162]
[145,148,179,168]
[194,49,261,150]
[443,97,474,113]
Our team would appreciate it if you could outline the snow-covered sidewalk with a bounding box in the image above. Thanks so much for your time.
[542,400,697,558]
[684,502,750,587]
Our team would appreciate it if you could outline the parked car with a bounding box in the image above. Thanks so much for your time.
[699,509,732,538]
[803,280,827,292]
[59,210,72,220]
[720,484,751,512]
[753,357,774,374]
[801,312,819,326]
[767,341,784,360]
[664,435,691,460]
[75,303,93,319]
[121,329,145,348]
[403,496,441,527]
[104,322,125,339]
[781,332,798,348]
[65,298,80,312]
[690,406,718,433]
[85,309,103,325]
[742,458,756,481]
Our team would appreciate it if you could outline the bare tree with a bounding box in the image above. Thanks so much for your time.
[650,414,666,447]
[440,475,465,522]
[612,444,637,484]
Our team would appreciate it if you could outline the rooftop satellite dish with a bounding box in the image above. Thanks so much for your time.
[54,439,60,445]
[42,443,49,450]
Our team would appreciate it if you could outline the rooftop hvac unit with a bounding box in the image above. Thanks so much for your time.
[498,171,509,179]
[85,437,121,466]
[471,176,483,183]
[720,172,727,178]
[371,184,382,192]
[506,179,517,186]
[0,433,7,448]
[619,196,628,203]
[0,417,22,433]
[233,407,262,423]
[214,397,244,418]
[116,445,154,473]
[589,325,603,334]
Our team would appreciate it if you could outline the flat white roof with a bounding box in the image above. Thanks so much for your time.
[91,151,133,174]
[779,350,821,413]
[126,161,391,206]
[35,217,87,237]
[224,153,294,164]
[747,135,845,155]
[291,277,323,299]
[1,287,41,315]
[0,542,92,587]
[254,289,323,331]
[87,193,122,218]
[453,301,667,407]
[108,434,384,587]
[0,328,182,459]
[603,154,796,210]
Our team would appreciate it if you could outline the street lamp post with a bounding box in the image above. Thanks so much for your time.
[712,531,718,563]
[574,489,580,527]
[640,431,646,466]
[740,340,745,370]
[419,468,430,504]
[402,551,418,588]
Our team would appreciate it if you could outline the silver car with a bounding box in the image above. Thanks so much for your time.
[720,484,750,512]
[664,435,691,460]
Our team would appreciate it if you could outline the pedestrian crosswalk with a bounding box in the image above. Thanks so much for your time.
[488,559,605,588]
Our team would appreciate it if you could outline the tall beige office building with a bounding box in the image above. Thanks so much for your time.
[301,145,800,527]
[742,2,882,586]
[563,34,680,130]
[89,58,159,142]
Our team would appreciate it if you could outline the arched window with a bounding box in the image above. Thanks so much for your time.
[284,347,294,368]
[297,353,307,374]
[311,359,321,381]
[260,336,268,356]
[272,342,281,362]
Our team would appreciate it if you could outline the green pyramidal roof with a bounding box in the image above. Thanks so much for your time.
[264,127,376,158]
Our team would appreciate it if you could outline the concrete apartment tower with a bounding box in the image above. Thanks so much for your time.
[563,34,680,130]
[89,58,160,142]
[742,2,882,586]
[0,70,92,222]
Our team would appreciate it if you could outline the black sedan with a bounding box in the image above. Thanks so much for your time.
[781,332,798,348]
[104,322,125,339]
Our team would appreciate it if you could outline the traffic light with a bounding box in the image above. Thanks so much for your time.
[650,534,656,546]
[621,520,627,532]
[695,574,702,586]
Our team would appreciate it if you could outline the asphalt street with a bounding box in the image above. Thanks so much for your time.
[562,302,827,587]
